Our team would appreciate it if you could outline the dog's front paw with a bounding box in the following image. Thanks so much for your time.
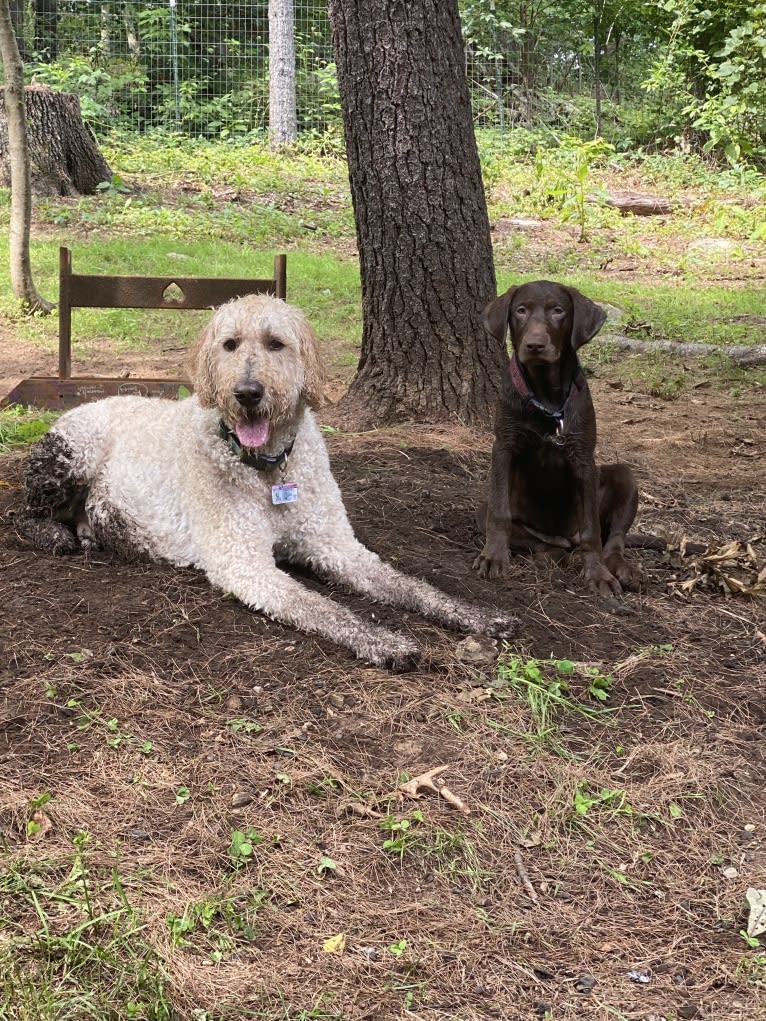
[466,607,519,640]
[604,552,643,592]
[362,630,421,672]
[583,561,622,599]
[473,544,509,581]
[16,516,79,555]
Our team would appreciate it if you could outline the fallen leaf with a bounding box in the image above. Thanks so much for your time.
[323,932,347,953]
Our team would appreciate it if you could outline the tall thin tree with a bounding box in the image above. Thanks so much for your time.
[328,0,504,426]
[268,0,297,147]
[0,0,52,312]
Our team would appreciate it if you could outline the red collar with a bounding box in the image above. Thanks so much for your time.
[509,354,586,445]
[509,353,585,421]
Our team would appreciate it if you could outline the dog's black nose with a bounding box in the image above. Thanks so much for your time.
[234,382,265,408]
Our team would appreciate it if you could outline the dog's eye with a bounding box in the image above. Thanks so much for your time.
[514,306,527,316]
[266,337,285,352]
[222,338,239,352]
[551,306,565,316]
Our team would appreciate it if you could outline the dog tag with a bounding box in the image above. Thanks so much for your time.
[272,482,298,505]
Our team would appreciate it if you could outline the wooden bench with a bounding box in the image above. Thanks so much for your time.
[3,246,287,410]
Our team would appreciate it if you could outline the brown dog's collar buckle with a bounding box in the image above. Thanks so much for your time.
[551,417,567,446]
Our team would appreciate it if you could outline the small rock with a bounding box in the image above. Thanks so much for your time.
[722,866,739,880]
[327,693,345,709]
[226,694,242,711]
[356,946,379,961]
[127,829,151,841]
[231,791,255,808]
[627,969,651,984]
[455,635,498,669]
[532,963,555,980]
[686,237,740,260]
[574,974,596,993]
[678,1003,701,1020]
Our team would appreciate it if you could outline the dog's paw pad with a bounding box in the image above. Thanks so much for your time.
[479,613,519,639]
[363,633,421,672]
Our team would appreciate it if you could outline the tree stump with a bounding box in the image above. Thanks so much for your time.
[0,84,112,196]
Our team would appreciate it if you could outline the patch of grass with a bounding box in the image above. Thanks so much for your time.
[737,951,766,986]
[571,781,634,821]
[379,810,424,862]
[480,655,619,759]
[166,887,270,958]
[422,828,490,894]
[0,405,57,451]
[493,274,766,350]
[0,836,172,1021]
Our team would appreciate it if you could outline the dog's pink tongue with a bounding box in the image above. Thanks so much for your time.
[235,418,270,448]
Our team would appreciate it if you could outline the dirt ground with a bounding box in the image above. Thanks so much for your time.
[1,323,765,1020]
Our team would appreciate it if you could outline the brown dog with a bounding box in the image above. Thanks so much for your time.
[473,280,641,597]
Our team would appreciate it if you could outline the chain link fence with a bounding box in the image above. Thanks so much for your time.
[7,1,553,139]
[10,1,336,137]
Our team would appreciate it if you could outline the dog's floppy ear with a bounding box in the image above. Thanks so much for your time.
[188,319,216,407]
[567,286,607,350]
[295,315,327,410]
[482,287,518,344]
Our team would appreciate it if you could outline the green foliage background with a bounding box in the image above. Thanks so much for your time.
[2,0,765,163]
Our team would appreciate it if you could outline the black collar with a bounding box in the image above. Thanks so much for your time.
[219,420,294,471]
[509,354,586,445]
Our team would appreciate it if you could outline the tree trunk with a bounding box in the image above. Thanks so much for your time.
[593,3,602,137]
[328,0,503,427]
[100,1,111,56]
[268,0,297,147]
[122,0,140,58]
[0,0,53,312]
[0,84,113,195]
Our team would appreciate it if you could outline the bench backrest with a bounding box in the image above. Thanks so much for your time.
[58,246,287,379]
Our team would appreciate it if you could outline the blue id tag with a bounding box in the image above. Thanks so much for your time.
[272,482,298,505]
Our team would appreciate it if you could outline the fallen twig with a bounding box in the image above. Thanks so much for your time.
[337,799,383,820]
[513,850,539,903]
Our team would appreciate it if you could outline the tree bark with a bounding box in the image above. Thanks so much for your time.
[328,0,503,427]
[100,1,112,56]
[122,0,140,58]
[0,84,113,196]
[593,2,602,136]
[268,0,297,147]
[0,0,52,312]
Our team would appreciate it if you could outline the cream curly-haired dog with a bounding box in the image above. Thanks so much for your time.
[17,295,516,667]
